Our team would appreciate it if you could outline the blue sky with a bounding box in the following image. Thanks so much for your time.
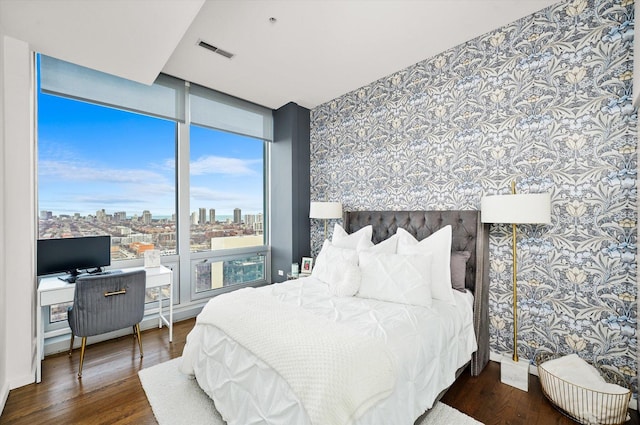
[38,92,264,218]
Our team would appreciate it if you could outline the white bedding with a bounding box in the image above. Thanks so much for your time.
[180,276,477,425]
[181,287,395,425]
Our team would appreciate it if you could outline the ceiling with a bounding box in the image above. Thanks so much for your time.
[1,0,559,110]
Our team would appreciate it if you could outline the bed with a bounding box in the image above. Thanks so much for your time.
[180,210,490,425]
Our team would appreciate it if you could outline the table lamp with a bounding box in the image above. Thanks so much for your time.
[310,201,342,240]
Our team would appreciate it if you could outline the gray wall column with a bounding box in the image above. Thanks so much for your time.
[270,102,310,282]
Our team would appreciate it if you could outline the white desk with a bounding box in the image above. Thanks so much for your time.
[36,265,173,383]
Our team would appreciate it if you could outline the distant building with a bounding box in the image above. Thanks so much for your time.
[209,208,216,223]
[39,211,52,220]
[96,209,106,222]
[190,211,198,225]
[233,208,241,224]
[142,210,152,225]
[199,207,207,224]
[254,212,264,234]
[129,242,154,256]
[114,211,127,222]
[244,214,255,228]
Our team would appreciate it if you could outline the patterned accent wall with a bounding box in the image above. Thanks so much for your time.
[310,0,637,393]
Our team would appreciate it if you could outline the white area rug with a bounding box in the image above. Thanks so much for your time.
[139,357,483,425]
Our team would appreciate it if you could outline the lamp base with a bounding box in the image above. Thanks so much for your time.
[500,354,529,392]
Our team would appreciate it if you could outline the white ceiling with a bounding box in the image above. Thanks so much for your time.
[1,0,559,110]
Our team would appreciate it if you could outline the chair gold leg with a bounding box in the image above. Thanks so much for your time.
[69,333,75,356]
[78,337,87,379]
[135,323,143,358]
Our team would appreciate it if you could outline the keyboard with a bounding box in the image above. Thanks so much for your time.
[58,269,122,283]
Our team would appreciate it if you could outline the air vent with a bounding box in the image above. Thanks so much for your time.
[198,40,234,59]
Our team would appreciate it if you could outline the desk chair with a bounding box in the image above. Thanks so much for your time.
[67,270,146,378]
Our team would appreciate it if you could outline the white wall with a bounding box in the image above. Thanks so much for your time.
[1,33,36,405]
[0,30,8,415]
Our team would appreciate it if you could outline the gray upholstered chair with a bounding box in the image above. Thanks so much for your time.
[67,269,146,378]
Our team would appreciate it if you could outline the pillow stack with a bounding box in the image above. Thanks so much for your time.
[311,223,471,307]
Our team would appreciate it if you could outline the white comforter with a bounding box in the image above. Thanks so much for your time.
[180,276,477,425]
[181,287,395,425]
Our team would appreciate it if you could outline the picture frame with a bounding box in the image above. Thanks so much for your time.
[144,249,161,268]
[301,257,313,273]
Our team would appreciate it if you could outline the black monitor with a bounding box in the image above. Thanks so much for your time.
[37,235,111,278]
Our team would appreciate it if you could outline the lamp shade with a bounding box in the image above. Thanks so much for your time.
[309,201,342,219]
[481,193,551,224]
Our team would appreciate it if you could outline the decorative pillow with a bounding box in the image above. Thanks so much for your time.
[364,233,398,254]
[332,224,374,251]
[396,226,456,305]
[356,251,432,307]
[451,251,471,293]
[329,263,361,297]
[312,240,359,285]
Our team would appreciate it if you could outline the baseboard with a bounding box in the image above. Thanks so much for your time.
[490,351,638,410]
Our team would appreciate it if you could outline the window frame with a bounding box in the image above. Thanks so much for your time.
[36,55,273,330]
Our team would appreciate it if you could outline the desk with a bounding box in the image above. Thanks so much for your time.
[36,265,173,383]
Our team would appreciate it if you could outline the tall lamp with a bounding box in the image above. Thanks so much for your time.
[310,201,342,240]
[481,182,550,389]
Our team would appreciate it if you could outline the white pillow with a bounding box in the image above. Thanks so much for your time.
[332,224,373,251]
[312,240,359,285]
[364,233,398,254]
[396,226,456,305]
[329,263,361,297]
[356,251,432,307]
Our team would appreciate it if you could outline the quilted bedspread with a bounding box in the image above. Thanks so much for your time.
[182,287,395,425]
[180,277,476,425]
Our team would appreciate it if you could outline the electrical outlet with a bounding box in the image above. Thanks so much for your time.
[278,270,284,276]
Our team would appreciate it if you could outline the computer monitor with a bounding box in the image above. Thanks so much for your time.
[37,235,111,277]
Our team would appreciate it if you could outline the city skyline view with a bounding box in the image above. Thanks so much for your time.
[37,89,264,218]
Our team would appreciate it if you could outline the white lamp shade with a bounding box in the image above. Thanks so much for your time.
[481,193,551,224]
[309,201,342,219]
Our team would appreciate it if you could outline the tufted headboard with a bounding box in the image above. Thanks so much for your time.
[343,210,489,376]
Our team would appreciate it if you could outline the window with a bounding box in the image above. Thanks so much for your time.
[37,93,178,259]
[189,125,265,253]
[36,54,273,324]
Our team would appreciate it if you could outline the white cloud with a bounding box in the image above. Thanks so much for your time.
[190,155,260,176]
[39,160,169,184]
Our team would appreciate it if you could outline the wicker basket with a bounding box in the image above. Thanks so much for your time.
[536,353,631,425]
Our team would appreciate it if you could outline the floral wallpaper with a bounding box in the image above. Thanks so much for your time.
[309,0,637,394]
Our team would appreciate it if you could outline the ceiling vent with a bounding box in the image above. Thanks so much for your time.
[198,40,234,59]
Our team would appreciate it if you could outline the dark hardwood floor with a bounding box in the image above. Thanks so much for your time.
[1,318,638,425]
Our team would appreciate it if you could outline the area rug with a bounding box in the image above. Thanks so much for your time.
[139,357,483,425]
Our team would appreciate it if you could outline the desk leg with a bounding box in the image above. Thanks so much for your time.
[169,282,173,342]
[36,304,43,383]
[158,287,163,329]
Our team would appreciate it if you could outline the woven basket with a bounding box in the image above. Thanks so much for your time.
[535,353,631,425]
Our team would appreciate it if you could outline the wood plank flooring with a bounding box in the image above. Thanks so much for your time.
[1,318,638,425]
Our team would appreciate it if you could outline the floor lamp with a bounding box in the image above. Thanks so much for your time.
[481,182,550,390]
[309,201,343,240]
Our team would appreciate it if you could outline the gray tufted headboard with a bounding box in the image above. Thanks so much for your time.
[343,210,489,376]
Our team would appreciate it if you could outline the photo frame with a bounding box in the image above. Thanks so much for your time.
[144,249,161,268]
[301,257,313,273]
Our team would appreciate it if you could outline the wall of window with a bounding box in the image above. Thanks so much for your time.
[36,54,273,323]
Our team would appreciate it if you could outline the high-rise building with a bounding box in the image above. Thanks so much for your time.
[39,211,53,220]
[96,209,106,222]
[199,207,207,225]
[142,210,152,225]
[244,214,255,228]
[234,208,242,224]
[114,211,127,222]
[254,213,264,234]
[209,208,216,223]
[190,211,198,225]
